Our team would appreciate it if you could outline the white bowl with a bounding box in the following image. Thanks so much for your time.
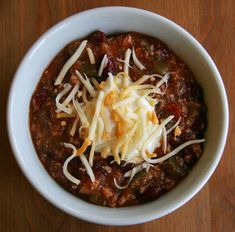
[7,7,229,225]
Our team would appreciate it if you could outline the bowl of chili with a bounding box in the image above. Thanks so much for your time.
[7,7,229,225]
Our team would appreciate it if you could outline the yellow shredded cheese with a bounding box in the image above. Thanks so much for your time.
[77,138,91,156]
[174,126,182,137]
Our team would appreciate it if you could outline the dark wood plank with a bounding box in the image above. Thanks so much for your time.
[0,0,234,231]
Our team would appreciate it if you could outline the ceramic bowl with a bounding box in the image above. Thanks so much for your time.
[7,7,229,225]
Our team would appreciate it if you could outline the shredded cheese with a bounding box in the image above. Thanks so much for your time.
[72,97,89,127]
[97,117,104,143]
[123,48,132,74]
[77,138,91,156]
[133,75,152,85]
[140,115,174,160]
[63,143,80,185]
[75,70,96,97]
[142,139,205,164]
[89,118,104,166]
[124,162,153,177]
[62,83,79,107]
[101,146,111,158]
[156,72,170,89]
[98,54,108,77]
[162,126,167,154]
[112,97,136,109]
[101,106,111,133]
[54,40,87,85]
[80,154,95,182]
[70,116,79,136]
[53,48,205,190]
[88,91,104,141]
[90,78,100,89]
[116,58,132,70]
[132,47,146,70]
[167,117,181,135]
[114,167,136,189]
[82,86,89,104]
[55,83,73,114]
[174,126,182,137]
[64,142,95,184]
[87,47,96,64]
[122,160,136,166]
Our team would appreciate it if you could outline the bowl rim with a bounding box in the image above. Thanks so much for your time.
[7,6,229,225]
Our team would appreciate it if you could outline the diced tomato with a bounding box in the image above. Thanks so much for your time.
[164,102,184,119]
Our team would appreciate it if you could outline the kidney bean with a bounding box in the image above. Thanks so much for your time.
[139,183,166,202]
[102,56,118,78]
[91,31,106,44]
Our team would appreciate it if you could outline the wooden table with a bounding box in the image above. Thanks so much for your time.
[1,1,234,231]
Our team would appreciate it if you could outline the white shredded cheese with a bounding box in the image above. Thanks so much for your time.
[107,72,115,90]
[142,139,205,164]
[114,167,136,189]
[162,126,167,154]
[82,86,89,104]
[95,139,115,152]
[97,117,104,143]
[123,48,132,74]
[54,40,87,85]
[80,154,95,182]
[62,83,79,107]
[98,54,108,77]
[90,78,100,89]
[70,116,79,136]
[133,75,151,85]
[55,83,73,114]
[124,162,154,178]
[88,91,104,141]
[63,143,80,185]
[155,72,170,89]
[75,70,96,97]
[132,47,146,70]
[112,97,136,109]
[101,106,111,133]
[167,117,181,135]
[122,160,137,166]
[89,117,104,166]
[72,97,89,127]
[140,115,174,160]
[88,136,96,167]
[87,47,96,64]
[116,58,132,70]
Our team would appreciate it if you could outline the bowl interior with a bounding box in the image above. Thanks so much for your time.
[8,7,228,225]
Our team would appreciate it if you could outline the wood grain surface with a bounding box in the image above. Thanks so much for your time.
[1,1,234,231]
